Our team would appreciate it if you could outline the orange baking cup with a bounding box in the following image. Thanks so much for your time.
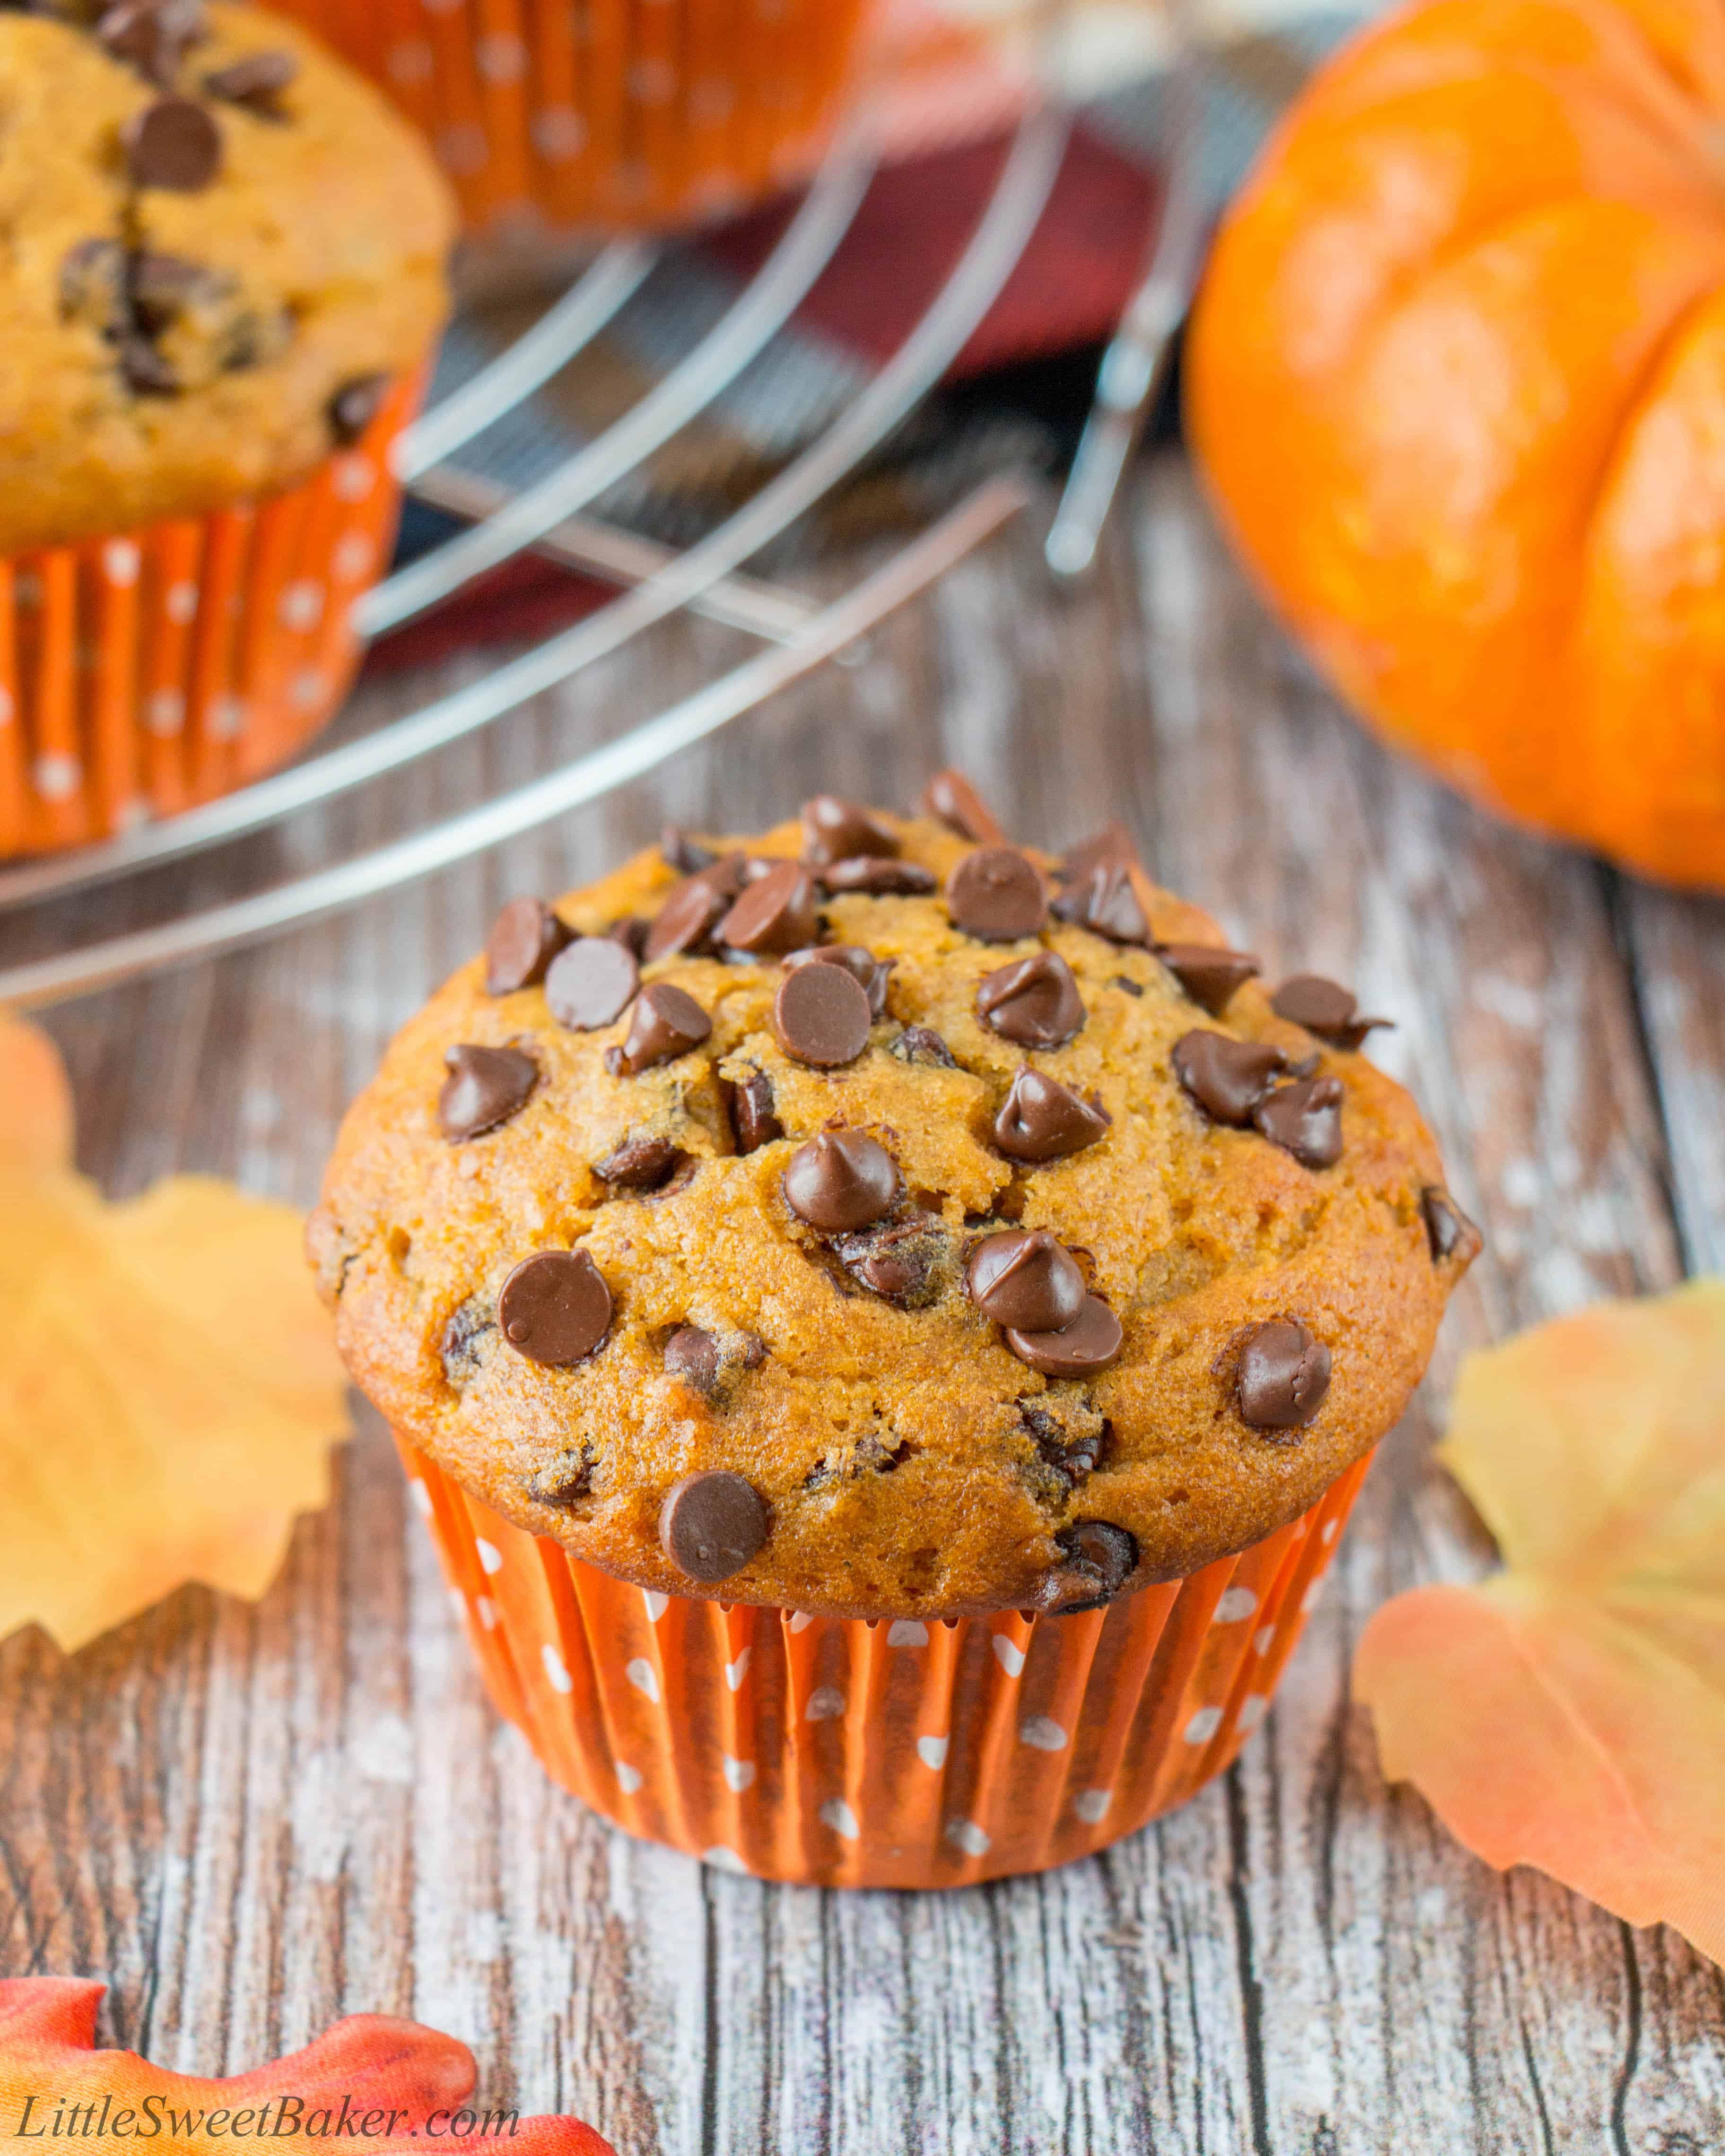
[399,1434,1372,1888]
[267,0,874,237]
[0,374,423,859]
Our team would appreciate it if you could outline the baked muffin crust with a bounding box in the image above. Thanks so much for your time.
[311,791,1477,1618]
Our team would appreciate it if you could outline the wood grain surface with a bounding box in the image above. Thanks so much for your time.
[3,454,1722,2155]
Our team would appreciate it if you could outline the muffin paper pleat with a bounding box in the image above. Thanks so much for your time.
[269,0,873,236]
[399,1434,1373,1888]
[0,373,422,859]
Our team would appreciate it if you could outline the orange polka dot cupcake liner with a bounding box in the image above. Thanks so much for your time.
[267,0,875,238]
[399,1434,1372,1888]
[0,374,423,860]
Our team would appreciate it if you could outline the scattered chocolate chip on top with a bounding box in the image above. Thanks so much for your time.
[946,845,1047,942]
[98,0,205,89]
[594,1133,685,1190]
[1172,1030,1288,1127]
[784,943,893,1020]
[819,857,937,896]
[485,896,571,995]
[663,1324,722,1395]
[802,793,899,867]
[1056,822,1137,883]
[976,951,1085,1049]
[497,1247,612,1366]
[661,824,715,876]
[122,96,222,191]
[545,935,639,1030]
[1157,943,1261,1017]
[660,1469,768,1582]
[1271,973,1391,1051]
[966,1229,1087,1333]
[773,961,873,1068]
[1254,1074,1344,1169]
[644,855,744,962]
[833,1215,950,1306]
[728,1068,782,1153]
[992,1065,1109,1163]
[328,373,391,444]
[1005,1295,1123,1378]
[605,982,711,1076]
[782,1130,901,1231]
[891,1024,958,1069]
[438,1042,538,1140]
[1421,1185,1482,1266]
[1051,861,1148,945]
[202,49,296,115]
[715,860,819,955]
[1033,1520,1139,1613]
[919,766,1004,844]
[1235,1320,1331,1432]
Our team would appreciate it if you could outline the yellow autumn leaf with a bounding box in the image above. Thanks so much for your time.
[1355,1279,1725,1964]
[0,1013,349,1653]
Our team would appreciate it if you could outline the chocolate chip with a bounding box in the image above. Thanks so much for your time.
[438,1042,538,1140]
[122,96,221,191]
[525,1446,594,1505]
[806,1428,906,1488]
[659,1470,768,1582]
[661,825,715,875]
[1004,1295,1124,1378]
[1270,973,1391,1051]
[1158,944,1261,1016]
[59,237,126,329]
[544,934,639,1031]
[1034,1520,1139,1613]
[130,248,232,331]
[1051,861,1149,945]
[976,952,1085,1049]
[716,860,819,955]
[1019,1402,1107,1490]
[328,372,391,445]
[802,794,899,867]
[439,1295,495,1383]
[664,1325,722,1394]
[1056,823,1137,883]
[966,1229,1087,1332]
[1111,974,1144,997]
[605,982,711,1075]
[946,846,1046,941]
[1236,1320,1331,1431]
[485,896,572,995]
[595,1133,684,1189]
[1422,1185,1482,1265]
[608,915,650,958]
[119,334,178,395]
[992,1065,1109,1163]
[729,1069,782,1152]
[783,943,893,1020]
[891,1025,958,1069]
[497,1247,612,1366]
[772,962,872,1067]
[832,1216,949,1306]
[919,767,1004,844]
[782,1130,901,1231]
[1172,1030,1287,1126]
[1254,1075,1344,1169]
[644,855,745,962]
[819,856,937,896]
[98,0,205,88]
[202,49,296,113]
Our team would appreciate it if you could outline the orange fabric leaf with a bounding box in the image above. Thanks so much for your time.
[0,1014,350,1653]
[0,1980,616,2156]
[1355,1279,1725,1963]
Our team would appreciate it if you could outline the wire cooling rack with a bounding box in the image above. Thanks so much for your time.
[0,7,1205,1013]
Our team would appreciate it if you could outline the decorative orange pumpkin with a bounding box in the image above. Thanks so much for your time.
[1186,0,1725,891]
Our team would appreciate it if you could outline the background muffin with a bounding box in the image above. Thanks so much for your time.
[0,0,453,855]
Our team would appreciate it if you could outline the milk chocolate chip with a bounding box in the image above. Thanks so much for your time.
[644,856,745,962]
[122,97,221,191]
[497,1248,612,1366]
[1422,1185,1482,1265]
[1004,1296,1124,1378]
[437,1043,538,1140]
[919,768,1004,844]
[1158,944,1261,1017]
[1033,1521,1139,1613]
[976,952,1085,1049]
[606,983,710,1075]
[1271,973,1391,1052]
[802,794,899,867]
[485,897,571,995]
[663,1325,722,1394]
[1056,823,1136,882]
[991,1066,1109,1163]
[716,861,819,955]
[782,1130,900,1231]
[546,935,639,1031]
[729,1069,782,1153]
[659,1471,768,1582]
[1254,1075,1344,1169]
[783,943,893,1021]
[946,846,1047,942]
[772,962,872,1068]
[966,1229,1087,1333]
[1172,1031,1287,1126]
[819,857,936,896]
[1236,1320,1331,1432]
[1051,862,1148,945]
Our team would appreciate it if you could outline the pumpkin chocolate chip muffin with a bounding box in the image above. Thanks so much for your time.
[311,775,1478,1623]
[1,0,453,552]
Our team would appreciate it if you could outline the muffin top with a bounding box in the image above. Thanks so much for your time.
[0,0,454,553]
[310,776,1479,1619]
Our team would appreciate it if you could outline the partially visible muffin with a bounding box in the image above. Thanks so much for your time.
[0,0,454,552]
[311,779,1479,1620]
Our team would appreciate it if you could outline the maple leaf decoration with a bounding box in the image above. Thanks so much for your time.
[0,1980,616,2156]
[0,1012,350,1653]
[1355,1279,1725,1965]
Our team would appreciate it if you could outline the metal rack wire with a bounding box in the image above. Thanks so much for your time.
[0,7,1204,1013]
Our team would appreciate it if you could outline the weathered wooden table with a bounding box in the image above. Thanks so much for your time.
[4,453,1722,2155]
